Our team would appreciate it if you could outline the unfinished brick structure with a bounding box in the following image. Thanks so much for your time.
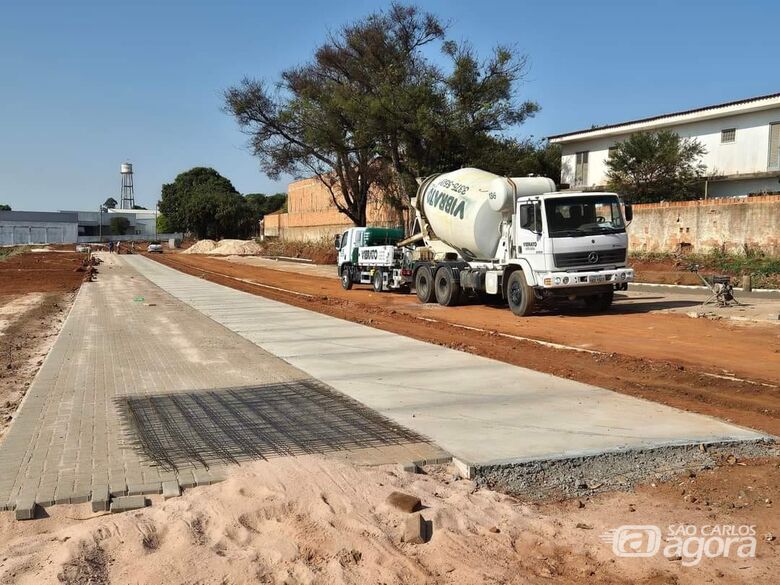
[264,177,403,241]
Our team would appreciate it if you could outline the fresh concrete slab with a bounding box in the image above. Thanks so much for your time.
[125,255,769,469]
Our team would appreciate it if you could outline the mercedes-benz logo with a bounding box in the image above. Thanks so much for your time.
[587,252,599,264]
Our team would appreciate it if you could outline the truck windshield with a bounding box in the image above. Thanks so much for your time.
[544,196,625,237]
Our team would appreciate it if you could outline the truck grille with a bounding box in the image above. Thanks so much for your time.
[553,248,627,268]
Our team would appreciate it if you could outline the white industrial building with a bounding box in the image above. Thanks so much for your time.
[1,208,168,245]
[549,92,780,198]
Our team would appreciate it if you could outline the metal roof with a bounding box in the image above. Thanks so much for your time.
[549,91,780,142]
[0,210,78,223]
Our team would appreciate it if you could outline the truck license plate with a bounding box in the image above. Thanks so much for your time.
[589,274,606,283]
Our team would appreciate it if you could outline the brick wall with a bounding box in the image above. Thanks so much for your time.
[629,195,780,255]
[264,177,403,241]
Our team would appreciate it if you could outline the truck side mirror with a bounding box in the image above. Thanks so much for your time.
[334,234,341,249]
[624,203,633,223]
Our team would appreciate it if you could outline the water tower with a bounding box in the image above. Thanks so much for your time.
[120,162,135,209]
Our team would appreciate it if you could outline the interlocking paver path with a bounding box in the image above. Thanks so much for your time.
[0,254,443,512]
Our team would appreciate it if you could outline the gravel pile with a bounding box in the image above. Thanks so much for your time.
[182,240,218,254]
[182,239,262,255]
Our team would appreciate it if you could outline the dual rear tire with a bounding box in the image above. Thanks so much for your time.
[415,266,435,303]
[415,266,461,306]
[434,267,461,306]
[416,265,536,316]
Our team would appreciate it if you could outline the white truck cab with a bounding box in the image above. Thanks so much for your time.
[513,192,633,290]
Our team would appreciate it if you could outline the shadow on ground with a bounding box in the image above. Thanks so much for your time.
[116,380,429,471]
[467,295,702,316]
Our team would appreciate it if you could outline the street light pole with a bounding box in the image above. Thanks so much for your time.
[155,202,159,241]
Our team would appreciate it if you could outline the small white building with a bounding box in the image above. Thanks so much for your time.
[549,92,780,198]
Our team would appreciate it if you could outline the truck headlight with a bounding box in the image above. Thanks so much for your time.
[562,276,569,284]
[619,272,626,280]
[554,277,561,285]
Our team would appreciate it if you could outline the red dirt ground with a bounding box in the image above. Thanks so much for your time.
[150,253,780,437]
[0,251,89,294]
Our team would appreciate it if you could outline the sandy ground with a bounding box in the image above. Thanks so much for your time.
[0,291,74,437]
[149,253,780,436]
[0,456,777,585]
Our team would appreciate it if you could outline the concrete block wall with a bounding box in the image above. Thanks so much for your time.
[629,195,780,255]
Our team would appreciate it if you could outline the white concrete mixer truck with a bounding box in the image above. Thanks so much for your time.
[336,167,634,316]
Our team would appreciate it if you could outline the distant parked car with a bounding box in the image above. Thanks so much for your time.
[147,242,163,253]
[75,245,90,253]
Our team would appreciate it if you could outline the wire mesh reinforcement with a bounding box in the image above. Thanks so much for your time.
[117,379,429,471]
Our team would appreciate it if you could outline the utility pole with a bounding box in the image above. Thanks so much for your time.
[99,205,107,241]
[155,202,159,241]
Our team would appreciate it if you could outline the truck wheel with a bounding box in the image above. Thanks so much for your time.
[584,290,614,312]
[415,266,435,303]
[506,270,535,316]
[340,266,353,290]
[372,270,384,292]
[434,267,461,306]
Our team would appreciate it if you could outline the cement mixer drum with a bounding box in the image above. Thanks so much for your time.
[419,168,555,260]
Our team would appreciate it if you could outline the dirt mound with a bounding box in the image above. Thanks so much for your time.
[211,239,263,255]
[182,239,263,255]
[181,239,218,254]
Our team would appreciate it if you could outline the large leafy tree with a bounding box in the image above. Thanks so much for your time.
[244,193,287,221]
[605,130,707,203]
[466,138,561,184]
[159,167,254,239]
[224,3,540,227]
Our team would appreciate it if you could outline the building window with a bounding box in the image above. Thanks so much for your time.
[575,151,589,185]
[769,123,780,170]
[721,128,736,143]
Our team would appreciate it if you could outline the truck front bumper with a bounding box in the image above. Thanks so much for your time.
[537,268,634,288]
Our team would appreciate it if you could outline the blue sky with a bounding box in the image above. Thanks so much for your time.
[1,0,777,211]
